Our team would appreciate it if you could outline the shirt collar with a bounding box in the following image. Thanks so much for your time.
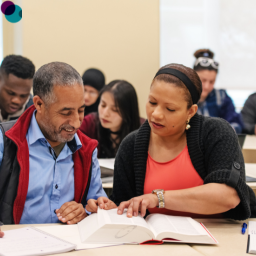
[27,110,82,152]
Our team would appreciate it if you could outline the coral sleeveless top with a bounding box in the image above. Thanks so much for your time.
[144,145,222,218]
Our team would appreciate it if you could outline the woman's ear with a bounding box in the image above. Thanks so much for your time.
[188,104,198,120]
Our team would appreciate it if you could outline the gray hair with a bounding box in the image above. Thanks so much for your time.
[33,62,83,104]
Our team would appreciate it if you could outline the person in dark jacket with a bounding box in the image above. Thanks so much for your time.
[82,68,105,116]
[0,62,109,235]
[80,80,142,158]
[0,55,35,122]
[193,49,243,133]
[87,63,256,220]
[241,93,256,134]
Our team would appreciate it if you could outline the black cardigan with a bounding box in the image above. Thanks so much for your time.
[110,113,256,220]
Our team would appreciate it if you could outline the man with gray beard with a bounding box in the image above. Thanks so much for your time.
[0,62,114,236]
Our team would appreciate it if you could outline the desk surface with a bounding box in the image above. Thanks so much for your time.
[243,135,256,150]
[246,163,256,190]
[2,219,254,256]
[102,183,113,189]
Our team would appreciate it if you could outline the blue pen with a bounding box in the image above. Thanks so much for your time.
[242,222,247,234]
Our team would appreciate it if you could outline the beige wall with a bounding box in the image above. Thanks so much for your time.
[3,0,159,117]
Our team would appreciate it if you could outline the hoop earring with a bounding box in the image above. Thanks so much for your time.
[186,119,191,130]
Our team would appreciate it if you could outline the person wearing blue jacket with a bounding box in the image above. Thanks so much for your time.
[193,49,243,133]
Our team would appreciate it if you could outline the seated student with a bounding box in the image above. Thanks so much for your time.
[0,55,35,122]
[88,63,256,220]
[193,49,243,133]
[0,62,109,234]
[79,80,141,158]
[241,93,256,134]
[82,68,105,116]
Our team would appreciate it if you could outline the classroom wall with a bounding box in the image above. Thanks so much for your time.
[3,0,160,118]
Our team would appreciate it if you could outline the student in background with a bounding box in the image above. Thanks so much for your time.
[82,68,105,116]
[0,55,35,122]
[87,63,255,220]
[79,80,141,158]
[241,93,256,134]
[193,49,243,133]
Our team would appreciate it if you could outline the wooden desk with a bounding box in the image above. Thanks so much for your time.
[192,218,252,256]
[246,163,256,193]
[102,183,113,189]
[1,224,202,256]
[2,219,254,256]
[242,135,256,163]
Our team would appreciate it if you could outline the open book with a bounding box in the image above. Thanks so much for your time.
[78,208,218,245]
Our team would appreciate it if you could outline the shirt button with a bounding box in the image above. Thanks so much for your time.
[55,184,58,189]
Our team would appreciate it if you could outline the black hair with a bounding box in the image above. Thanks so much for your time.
[0,54,35,79]
[155,63,202,108]
[97,80,140,158]
[33,62,83,104]
[193,49,218,73]
[82,68,105,91]
[82,68,105,116]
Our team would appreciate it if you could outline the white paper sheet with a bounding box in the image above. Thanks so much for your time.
[37,225,117,250]
[0,227,75,256]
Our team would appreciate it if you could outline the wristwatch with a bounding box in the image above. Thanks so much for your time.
[152,189,165,208]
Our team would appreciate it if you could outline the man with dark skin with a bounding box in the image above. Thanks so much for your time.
[0,55,35,122]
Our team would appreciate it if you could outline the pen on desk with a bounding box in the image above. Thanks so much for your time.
[242,222,247,234]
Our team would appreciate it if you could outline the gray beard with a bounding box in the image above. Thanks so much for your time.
[39,116,75,144]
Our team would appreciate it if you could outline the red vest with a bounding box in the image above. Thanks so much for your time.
[5,105,98,224]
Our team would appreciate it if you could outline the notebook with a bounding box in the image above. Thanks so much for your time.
[247,221,256,254]
[78,208,218,245]
[0,227,76,256]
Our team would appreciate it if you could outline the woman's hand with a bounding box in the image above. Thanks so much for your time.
[118,194,159,218]
[86,197,117,213]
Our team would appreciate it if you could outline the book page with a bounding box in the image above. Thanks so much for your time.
[98,208,150,230]
[0,227,75,256]
[79,208,154,244]
[146,214,207,238]
[37,225,118,250]
[78,213,100,242]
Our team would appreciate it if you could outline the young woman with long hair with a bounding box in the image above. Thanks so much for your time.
[79,80,141,158]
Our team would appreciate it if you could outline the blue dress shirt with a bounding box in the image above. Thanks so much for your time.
[0,111,106,224]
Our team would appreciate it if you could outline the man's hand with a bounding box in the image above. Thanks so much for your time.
[86,197,117,213]
[0,228,4,238]
[56,201,87,224]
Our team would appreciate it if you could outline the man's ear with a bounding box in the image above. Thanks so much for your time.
[188,104,198,120]
[33,95,45,114]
